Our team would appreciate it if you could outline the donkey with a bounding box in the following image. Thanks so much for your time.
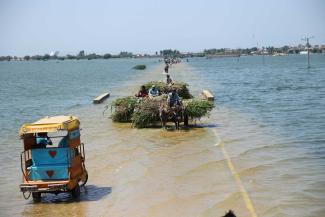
[159,102,183,130]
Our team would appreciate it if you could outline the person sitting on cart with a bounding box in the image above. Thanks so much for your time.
[149,85,159,97]
[167,88,181,107]
[135,85,148,98]
[35,132,52,148]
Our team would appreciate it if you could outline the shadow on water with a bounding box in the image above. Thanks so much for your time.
[150,123,219,131]
[192,123,219,128]
[22,185,112,217]
[38,185,112,204]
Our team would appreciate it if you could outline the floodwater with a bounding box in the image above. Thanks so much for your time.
[0,55,325,217]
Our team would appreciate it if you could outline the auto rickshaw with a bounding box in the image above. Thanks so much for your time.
[19,115,88,202]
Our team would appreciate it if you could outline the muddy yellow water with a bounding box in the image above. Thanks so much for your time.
[4,63,324,217]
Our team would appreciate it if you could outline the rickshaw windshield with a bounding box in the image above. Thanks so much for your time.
[37,131,69,148]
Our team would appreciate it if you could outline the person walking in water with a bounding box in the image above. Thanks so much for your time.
[166,74,173,85]
[164,64,169,74]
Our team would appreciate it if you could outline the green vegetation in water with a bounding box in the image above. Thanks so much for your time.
[110,96,137,122]
[183,99,214,119]
[144,81,192,99]
[132,65,146,70]
[109,94,214,128]
[108,80,214,128]
[132,97,163,128]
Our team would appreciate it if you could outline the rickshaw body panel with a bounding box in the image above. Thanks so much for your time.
[19,116,87,196]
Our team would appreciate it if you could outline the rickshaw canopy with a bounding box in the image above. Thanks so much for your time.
[19,115,80,136]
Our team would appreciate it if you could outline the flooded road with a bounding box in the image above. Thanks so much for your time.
[17,64,252,217]
[1,58,325,217]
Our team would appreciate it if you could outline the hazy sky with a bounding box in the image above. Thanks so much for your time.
[1,0,324,56]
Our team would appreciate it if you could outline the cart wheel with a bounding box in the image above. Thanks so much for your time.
[80,170,88,187]
[32,192,41,202]
[71,183,80,198]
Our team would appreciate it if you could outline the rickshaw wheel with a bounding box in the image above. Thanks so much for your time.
[32,192,41,202]
[80,170,88,187]
[71,183,80,198]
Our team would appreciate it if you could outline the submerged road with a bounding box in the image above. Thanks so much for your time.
[16,62,321,217]
[17,63,253,217]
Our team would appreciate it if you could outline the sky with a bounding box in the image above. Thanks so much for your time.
[0,0,325,56]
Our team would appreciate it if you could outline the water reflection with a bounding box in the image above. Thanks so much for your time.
[81,185,112,202]
[21,185,112,217]
[38,185,112,203]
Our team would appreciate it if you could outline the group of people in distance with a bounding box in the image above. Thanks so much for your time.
[135,58,181,108]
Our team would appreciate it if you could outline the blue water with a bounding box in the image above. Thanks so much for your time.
[0,59,158,130]
[0,55,325,216]
[188,54,325,152]
[184,55,325,216]
[0,58,160,181]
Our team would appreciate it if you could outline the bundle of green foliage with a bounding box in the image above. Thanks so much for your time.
[110,96,137,122]
[183,99,214,119]
[132,97,163,128]
[144,81,192,99]
[132,64,146,70]
[110,95,214,128]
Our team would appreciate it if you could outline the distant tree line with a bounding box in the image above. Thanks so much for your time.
[203,46,325,55]
[160,49,181,57]
[0,50,134,61]
[1,46,324,61]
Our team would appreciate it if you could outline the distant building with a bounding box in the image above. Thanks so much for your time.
[50,51,59,56]
[78,50,85,57]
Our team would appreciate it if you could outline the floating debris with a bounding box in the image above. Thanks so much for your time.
[202,90,214,101]
[132,64,146,70]
[93,92,110,104]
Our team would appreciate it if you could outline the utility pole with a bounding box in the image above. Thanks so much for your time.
[262,46,265,65]
[302,36,314,68]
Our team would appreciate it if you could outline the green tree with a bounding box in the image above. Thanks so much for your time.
[66,54,75,59]
[119,52,133,58]
[78,50,85,57]
[103,53,112,59]
[86,53,100,60]
[42,54,50,60]
[24,55,30,61]
[282,46,289,53]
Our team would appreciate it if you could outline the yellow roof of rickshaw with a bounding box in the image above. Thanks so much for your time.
[19,115,80,136]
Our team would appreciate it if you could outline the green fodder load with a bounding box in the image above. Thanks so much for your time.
[109,96,214,127]
[132,64,146,70]
[144,81,192,99]
[111,96,138,122]
[132,96,166,128]
[183,99,214,119]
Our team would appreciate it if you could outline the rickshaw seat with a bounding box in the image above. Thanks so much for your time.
[31,147,74,166]
[27,147,74,180]
[28,164,69,180]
